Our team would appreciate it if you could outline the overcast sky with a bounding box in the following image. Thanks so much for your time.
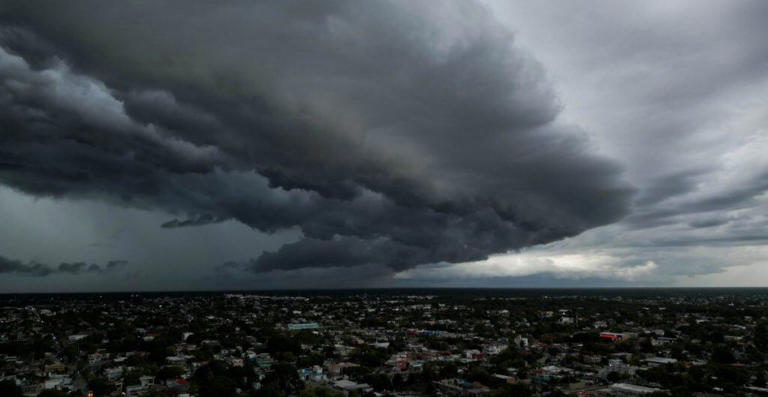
[1,1,767,291]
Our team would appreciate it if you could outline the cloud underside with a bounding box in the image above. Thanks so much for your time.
[0,255,127,277]
[0,1,632,274]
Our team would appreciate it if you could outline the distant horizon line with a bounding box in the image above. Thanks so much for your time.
[1,286,768,295]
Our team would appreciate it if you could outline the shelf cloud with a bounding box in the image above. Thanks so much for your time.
[0,1,631,273]
[2,1,766,289]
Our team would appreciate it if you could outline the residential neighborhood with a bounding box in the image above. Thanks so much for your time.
[0,290,766,397]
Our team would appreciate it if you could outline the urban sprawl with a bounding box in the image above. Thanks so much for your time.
[0,290,767,397]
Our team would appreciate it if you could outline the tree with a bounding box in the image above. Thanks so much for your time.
[124,369,143,386]
[755,370,767,387]
[363,374,392,391]
[607,371,624,383]
[143,390,178,397]
[193,361,241,397]
[299,386,343,397]
[157,365,185,380]
[488,384,531,397]
[265,362,300,391]
[439,364,459,379]
[88,377,113,396]
[392,373,404,389]
[712,347,735,364]
[0,380,22,397]
[466,366,490,384]
[37,391,70,397]
[266,333,302,356]
[201,376,237,397]
[254,382,285,397]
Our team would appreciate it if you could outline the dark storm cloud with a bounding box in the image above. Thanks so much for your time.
[0,1,632,272]
[688,217,731,229]
[624,169,768,231]
[0,255,127,277]
[634,171,705,207]
[161,214,227,229]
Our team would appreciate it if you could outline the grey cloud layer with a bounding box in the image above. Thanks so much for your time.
[0,255,127,277]
[466,1,768,280]
[0,1,631,273]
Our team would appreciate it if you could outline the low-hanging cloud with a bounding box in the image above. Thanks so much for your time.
[393,253,660,282]
[0,255,127,277]
[0,1,632,274]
